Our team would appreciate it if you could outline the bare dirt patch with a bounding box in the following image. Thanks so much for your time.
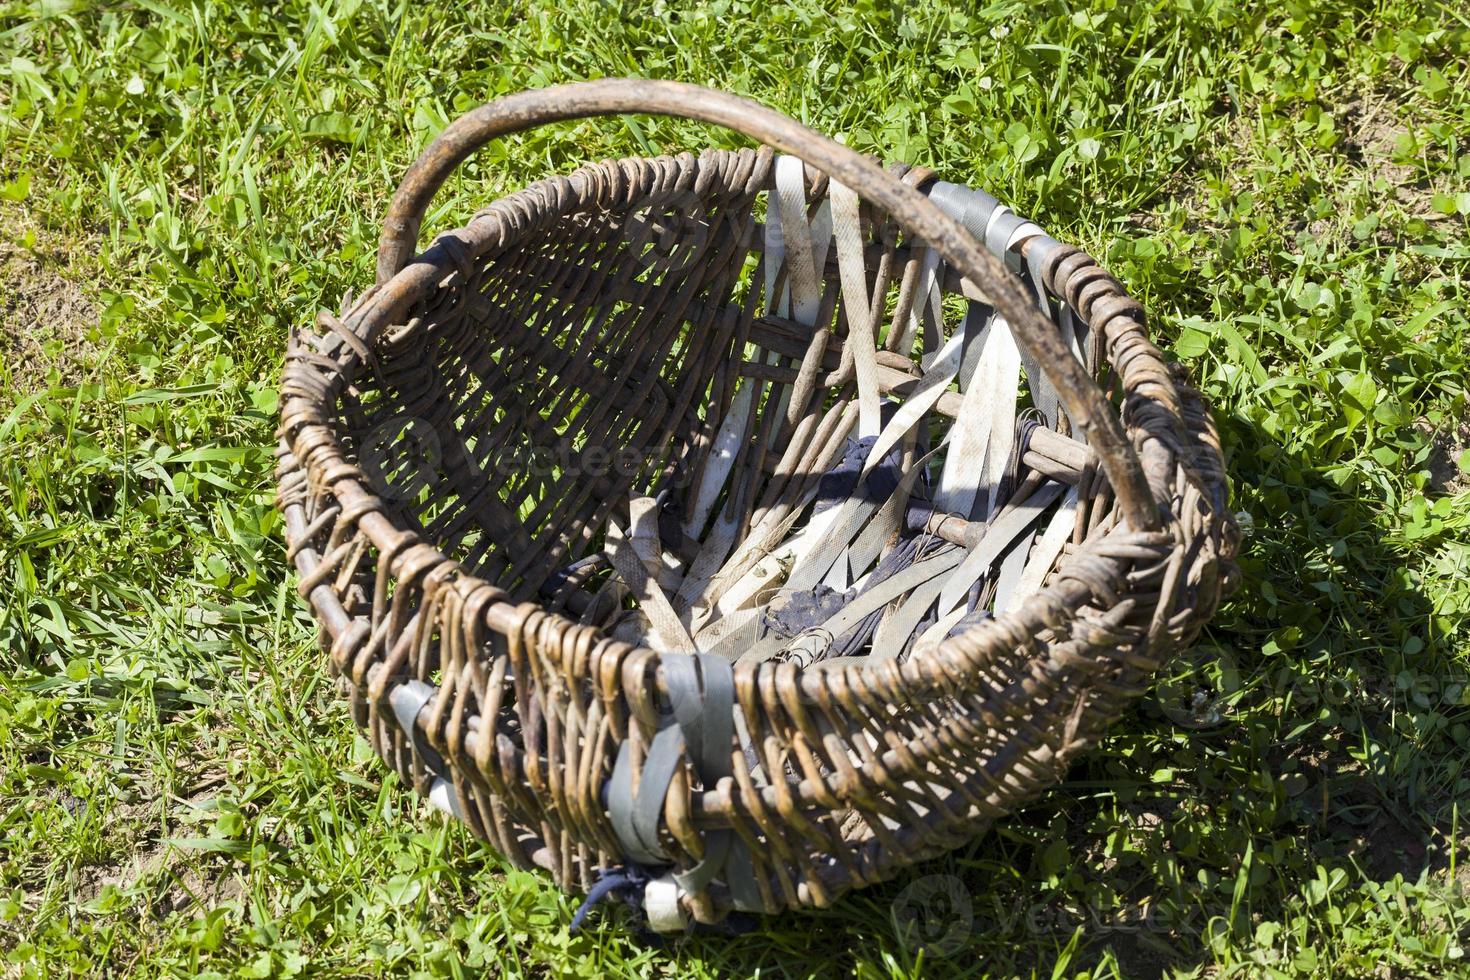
[0,205,98,392]
[1418,416,1470,496]
[72,801,247,920]
[76,845,246,917]
[1338,93,1435,215]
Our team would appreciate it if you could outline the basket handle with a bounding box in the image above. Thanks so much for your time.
[376,78,1161,532]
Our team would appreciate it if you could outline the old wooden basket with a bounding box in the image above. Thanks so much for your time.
[277,79,1237,930]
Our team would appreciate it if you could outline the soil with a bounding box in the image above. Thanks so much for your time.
[1419,416,1470,496]
[0,205,98,392]
[1337,93,1434,214]
[70,789,247,919]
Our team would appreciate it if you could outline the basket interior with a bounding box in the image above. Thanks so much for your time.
[337,147,1109,665]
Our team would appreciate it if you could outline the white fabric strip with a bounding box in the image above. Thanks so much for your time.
[974,321,1022,521]
[933,313,1021,521]
[681,407,856,626]
[822,545,850,592]
[706,549,786,621]
[627,497,665,576]
[676,514,741,626]
[805,547,965,644]
[870,572,949,659]
[769,155,831,429]
[1006,220,1046,261]
[996,486,1078,614]
[844,462,916,581]
[708,487,845,624]
[706,609,765,661]
[917,251,945,367]
[686,397,753,538]
[683,164,829,547]
[694,605,761,653]
[909,606,970,659]
[829,179,882,438]
[764,179,789,312]
[988,524,1032,617]
[785,443,939,593]
[775,155,824,325]
[682,189,799,539]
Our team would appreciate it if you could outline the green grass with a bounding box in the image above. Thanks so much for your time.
[2,0,1469,976]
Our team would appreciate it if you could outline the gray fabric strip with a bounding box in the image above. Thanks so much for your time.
[662,653,705,748]
[957,302,995,394]
[670,655,753,906]
[629,724,685,864]
[928,181,999,236]
[605,653,761,908]
[608,738,665,865]
[388,679,447,779]
[986,211,1027,271]
[665,654,734,787]
[722,838,763,911]
[389,679,435,741]
[675,827,732,894]
[1026,234,1060,309]
[1020,234,1064,426]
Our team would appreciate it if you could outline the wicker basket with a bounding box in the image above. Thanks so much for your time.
[277,79,1237,931]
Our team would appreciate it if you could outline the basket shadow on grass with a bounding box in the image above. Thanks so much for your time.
[609,413,1455,978]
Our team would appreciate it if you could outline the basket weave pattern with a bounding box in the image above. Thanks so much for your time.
[277,80,1237,927]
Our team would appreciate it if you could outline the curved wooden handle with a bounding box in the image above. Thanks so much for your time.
[376,78,1161,531]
